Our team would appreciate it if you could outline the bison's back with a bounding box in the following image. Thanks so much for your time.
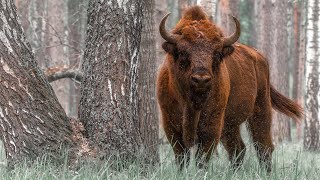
[224,43,270,125]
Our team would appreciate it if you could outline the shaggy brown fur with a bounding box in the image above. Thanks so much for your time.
[157,6,303,172]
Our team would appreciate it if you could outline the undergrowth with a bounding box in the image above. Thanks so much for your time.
[0,132,320,180]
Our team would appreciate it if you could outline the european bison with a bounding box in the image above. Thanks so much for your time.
[157,6,303,172]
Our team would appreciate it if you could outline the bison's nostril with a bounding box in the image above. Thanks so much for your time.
[203,76,211,83]
[191,74,211,86]
[191,76,200,84]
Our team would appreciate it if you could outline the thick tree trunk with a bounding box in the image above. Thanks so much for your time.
[79,0,145,160]
[304,0,320,151]
[138,0,159,163]
[0,0,74,167]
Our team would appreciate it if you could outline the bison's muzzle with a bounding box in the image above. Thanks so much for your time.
[190,73,212,89]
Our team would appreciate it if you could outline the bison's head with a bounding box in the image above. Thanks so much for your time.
[160,7,240,109]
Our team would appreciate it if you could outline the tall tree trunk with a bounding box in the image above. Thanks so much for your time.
[304,0,320,151]
[79,0,152,161]
[0,0,74,167]
[271,0,291,143]
[294,1,304,139]
[138,0,159,163]
[256,0,291,143]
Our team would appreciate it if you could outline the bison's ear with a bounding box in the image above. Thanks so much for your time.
[221,45,235,57]
[162,42,177,54]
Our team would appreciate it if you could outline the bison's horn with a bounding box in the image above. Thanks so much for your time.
[159,13,180,43]
[222,16,241,47]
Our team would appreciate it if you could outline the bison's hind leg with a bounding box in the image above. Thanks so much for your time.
[247,95,274,173]
[220,124,246,170]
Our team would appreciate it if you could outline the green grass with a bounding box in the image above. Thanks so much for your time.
[0,139,320,180]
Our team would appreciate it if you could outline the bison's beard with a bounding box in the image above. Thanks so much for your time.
[190,90,210,110]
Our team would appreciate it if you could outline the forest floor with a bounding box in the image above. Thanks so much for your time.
[0,132,320,180]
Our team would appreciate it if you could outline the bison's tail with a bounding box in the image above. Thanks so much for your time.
[270,85,303,122]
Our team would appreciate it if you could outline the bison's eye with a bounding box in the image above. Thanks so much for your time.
[212,52,222,71]
[178,51,190,69]
[213,52,222,61]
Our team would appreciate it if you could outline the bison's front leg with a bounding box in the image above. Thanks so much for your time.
[182,106,201,148]
[163,122,190,170]
[195,111,224,168]
[161,105,191,170]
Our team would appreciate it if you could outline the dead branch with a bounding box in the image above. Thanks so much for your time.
[45,66,83,83]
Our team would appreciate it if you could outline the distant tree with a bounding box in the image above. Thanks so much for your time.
[256,0,291,143]
[155,0,167,68]
[66,0,88,117]
[239,0,255,46]
[293,0,305,139]
[216,0,240,35]
[0,0,75,167]
[196,0,217,21]
[167,0,180,28]
[304,0,320,151]
[271,0,291,143]
[79,0,158,162]
[179,0,189,14]
[15,0,88,117]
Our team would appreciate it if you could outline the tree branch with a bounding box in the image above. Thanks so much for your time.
[45,66,83,83]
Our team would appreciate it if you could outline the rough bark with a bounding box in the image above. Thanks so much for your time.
[79,0,144,160]
[0,0,74,167]
[304,0,320,151]
[138,0,159,163]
